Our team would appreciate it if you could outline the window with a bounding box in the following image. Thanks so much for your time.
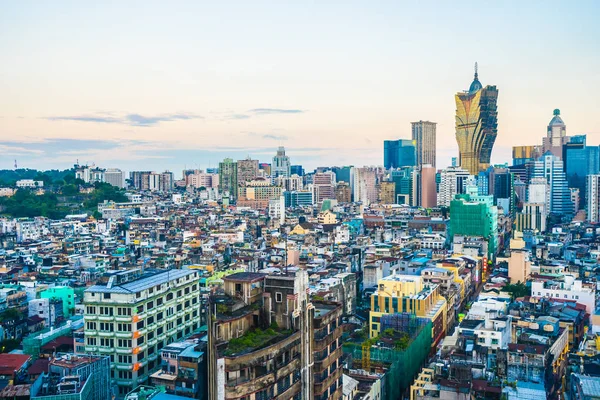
[104,293,111,299]
[276,292,283,303]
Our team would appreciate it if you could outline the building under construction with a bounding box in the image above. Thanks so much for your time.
[344,313,433,400]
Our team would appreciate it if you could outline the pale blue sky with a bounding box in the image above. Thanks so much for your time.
[1,1,599,175]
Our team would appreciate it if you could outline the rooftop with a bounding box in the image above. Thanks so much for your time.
[85,269,197,294]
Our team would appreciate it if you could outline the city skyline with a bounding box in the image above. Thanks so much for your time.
[1,1,600,172]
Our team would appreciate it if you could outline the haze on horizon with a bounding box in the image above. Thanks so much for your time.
[1,0,599,175]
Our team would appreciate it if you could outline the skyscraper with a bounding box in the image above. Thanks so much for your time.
[455,63,499,175]
[219,158,238,200]
[530,152,572,216]
[272,146,291,178]
[353,167,378,205]
[383,139,416,169]
[312,171,336,202]
[411,121,436,168]
[587,175,600,222]
[563,135,600,209]
[237,157,259,190]
[420,165,437,208]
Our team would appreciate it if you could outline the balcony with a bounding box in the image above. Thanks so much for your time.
[116,348,132,354]
[314,347,342,371]
[115,316,132,323]
[97,346,114,353]
[98,331,115,338]
[314,368,342,395]
[115,363,133,371]
[98,315,114,322]
[115,331,132,339]
[84,315,98,321]
[85,346,98,352]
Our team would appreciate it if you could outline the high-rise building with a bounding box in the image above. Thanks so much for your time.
[420,165,437,208]
[219,158,238,200]
[378,181,396,204]
[563,135,600,209]
[84,269,201,396]
[186,171,219,189]
[390,167,418,206]
[353,167,378,205]
[411,121,436,168]
[383,139,416,169]
[236,157,259,188]
[530,152,573,216]
[129,171,173,192]
[258,163,271,176]
[512,145,541,166]
[272,146,291,178]
[290,165,304,176]
[516,203,547,232]
[449,185,499,259]
[543,109,568,158]
[104,168,125,188]
[312,171,336,203]
[455,63,499,175]
[587,175,600,222]
[437,166,472,207]
[334,182,352,203]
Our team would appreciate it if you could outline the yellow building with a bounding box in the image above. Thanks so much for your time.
[369,275,447,347]
[317,210,337,224]
[378,181,396,204]
[455,64,499,175]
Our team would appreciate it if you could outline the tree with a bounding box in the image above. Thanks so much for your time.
[504,281,530,300]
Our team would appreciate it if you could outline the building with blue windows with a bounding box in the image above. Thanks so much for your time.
[563,135,600,209]
[384,139,416,169]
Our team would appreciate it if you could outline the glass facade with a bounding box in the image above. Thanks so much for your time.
[455,69,499,174]
[384,139,416,169]
[564,135,600,209]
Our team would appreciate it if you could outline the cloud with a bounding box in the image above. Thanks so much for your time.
[225,114,251,120]
[249,108,304,114]
[45,112,202,127]
[262,134,288,140]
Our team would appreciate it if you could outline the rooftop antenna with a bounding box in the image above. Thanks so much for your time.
[474,62,478,80]
[13,160,17,169]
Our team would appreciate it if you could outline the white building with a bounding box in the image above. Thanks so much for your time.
[587,175,600,222]
[531,275,595,313]
[104,168,125,188]
[437,166,472,207]
[16,179,43,188]
[353,167,378,205]
[268,196,285,225]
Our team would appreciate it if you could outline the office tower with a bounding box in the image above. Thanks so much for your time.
[411,121,436,168]
[272,146,291,178]
[84,269,201,396]
[449,185,499,259]
[492,168,515,215]
[437,166,471,207]
[527,177,549,206]
[513,145,541,166]
[378,181,396,204]
[455,63,499,174]
[104,168,124,188]
[476,170,490,195]
[219,158,238,200]
[290,165,304,176]
[563,135,600,209]
[514,178,526,204]
[383,139,416,169]
[390,167,417,206]
[353,167,378,205]
[451,157,458,167]
[420,165,437,208]
[516,203,547,232]
[543,109,568,158]
[236,157,259,188]
[587,175,600,222]
[530,153,573,216]
[284,190,313,207]
[312,171,336,203]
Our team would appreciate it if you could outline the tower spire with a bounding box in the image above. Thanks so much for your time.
[474,62,478,80]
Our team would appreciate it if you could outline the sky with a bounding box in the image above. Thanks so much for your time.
[1,1,599,178]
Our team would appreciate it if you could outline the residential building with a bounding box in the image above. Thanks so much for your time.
[353,167,378,205]
[369,275,447,348]
[378,181,396,204]
[335,182,352,203]
[219,158,238,200]
[531,275,595,313]
[587,175,600,222]
[438,166,471,207]
[83,269,202,396]
[104,168,125,188]
[383,139,416,169]
[31,353,111,400]
[237,158,260,188]
[454,64,499,174]
[411,121,436,168]
[313,171,336,203]
[420,165,437,208]
[41,287,75,318]
[449,186,498,259]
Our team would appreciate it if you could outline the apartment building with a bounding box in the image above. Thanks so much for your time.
[84,269,201,396]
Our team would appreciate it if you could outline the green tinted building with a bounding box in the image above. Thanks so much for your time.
[40,286,75,317]
[449,186,498,258]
